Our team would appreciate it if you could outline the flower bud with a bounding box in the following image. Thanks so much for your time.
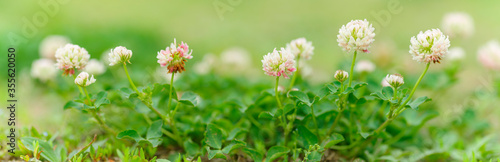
[108,46,132,66]
[334,70,349,83]
[75,72,96,87]
[385,74,404,88]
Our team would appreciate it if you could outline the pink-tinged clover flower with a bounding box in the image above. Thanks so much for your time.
[262,48,296,79]
[477,40,500,70]
[156,39,193,73]
[409,29,450,64]
[337,19,376,53]
[55,44,90,75]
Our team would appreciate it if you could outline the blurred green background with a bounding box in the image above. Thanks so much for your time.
[1,0,500,133]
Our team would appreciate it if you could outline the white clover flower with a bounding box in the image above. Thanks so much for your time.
[354,60,375,73]
[74,72,96,87]
[194,53,217,75]
[337,19,376,53]
[55,44,90,75]
[385,74,404,88]
[381,78,390,87]
[442,12,474,39]
[409,29,450,64]
[31,59,57,82]
[334,70,349,83]
[221,47,252,72]
[157,39,193,73]
[286,38,314,60]
[477,40,500,70]
[39,35,70,59]
[262,48,296,79]
[84,59,106,75]
[108,46,133,66]
[447,47,465,61]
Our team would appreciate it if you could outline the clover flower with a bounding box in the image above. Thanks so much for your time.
[55,44,90,75]
[194,53,217,75]
[477,40,500,70]
[108,46,133,66]
[442,12,474,39]
[74,72,96,87]
[157,39,193,73]
[262,48,296,79]
[409,29,450,64]
[84,59,106,75]
[334,70,349,83]
[221,47,252,73]
[354,60,375,73]
[31,59,57,82]
[447,47,465,61]
[381,78,390,87]
[337,19,376,53]
[39,35,70,59]
[385,74,404,88]
[286,38,314,60]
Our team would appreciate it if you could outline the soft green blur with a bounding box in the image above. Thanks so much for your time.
[1,0,500,74]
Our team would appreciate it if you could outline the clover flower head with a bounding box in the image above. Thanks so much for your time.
[447,47,465,61]
[55,44,90,75]
[39,35,70,59]
[221,47,252,72]
[442,12,474,39]
[194,53,217,75]
[108,46,133,66]
[409,29,450,64]
[385,74,404,88]
[337,19,376,53]
[262,48,296,79]
[31,59,57,82]
[157,39,193,73]
[354,60,375,73]
[477,40,500,70]
[74,72,96,87]
[334,70,349,83]
[381,78,391,87]
[286,38,314,60]
[85,59,106,75]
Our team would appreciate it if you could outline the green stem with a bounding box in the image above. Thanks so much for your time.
[84,87,116,136]
[167,72,175,111]
[348,51,357,88]
[328,109,343,134]
[123,63,139,94]
[169,102,183,147]
[289,56,301,90]
[123,63,168,124]
[310,105,320,142]
[395,63,430,115]
[275,76,287,146]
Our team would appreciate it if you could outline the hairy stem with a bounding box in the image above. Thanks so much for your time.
[289,56,301,90]
[167,72,175,111]
[348,51,357,88]
[396,63,430,115]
